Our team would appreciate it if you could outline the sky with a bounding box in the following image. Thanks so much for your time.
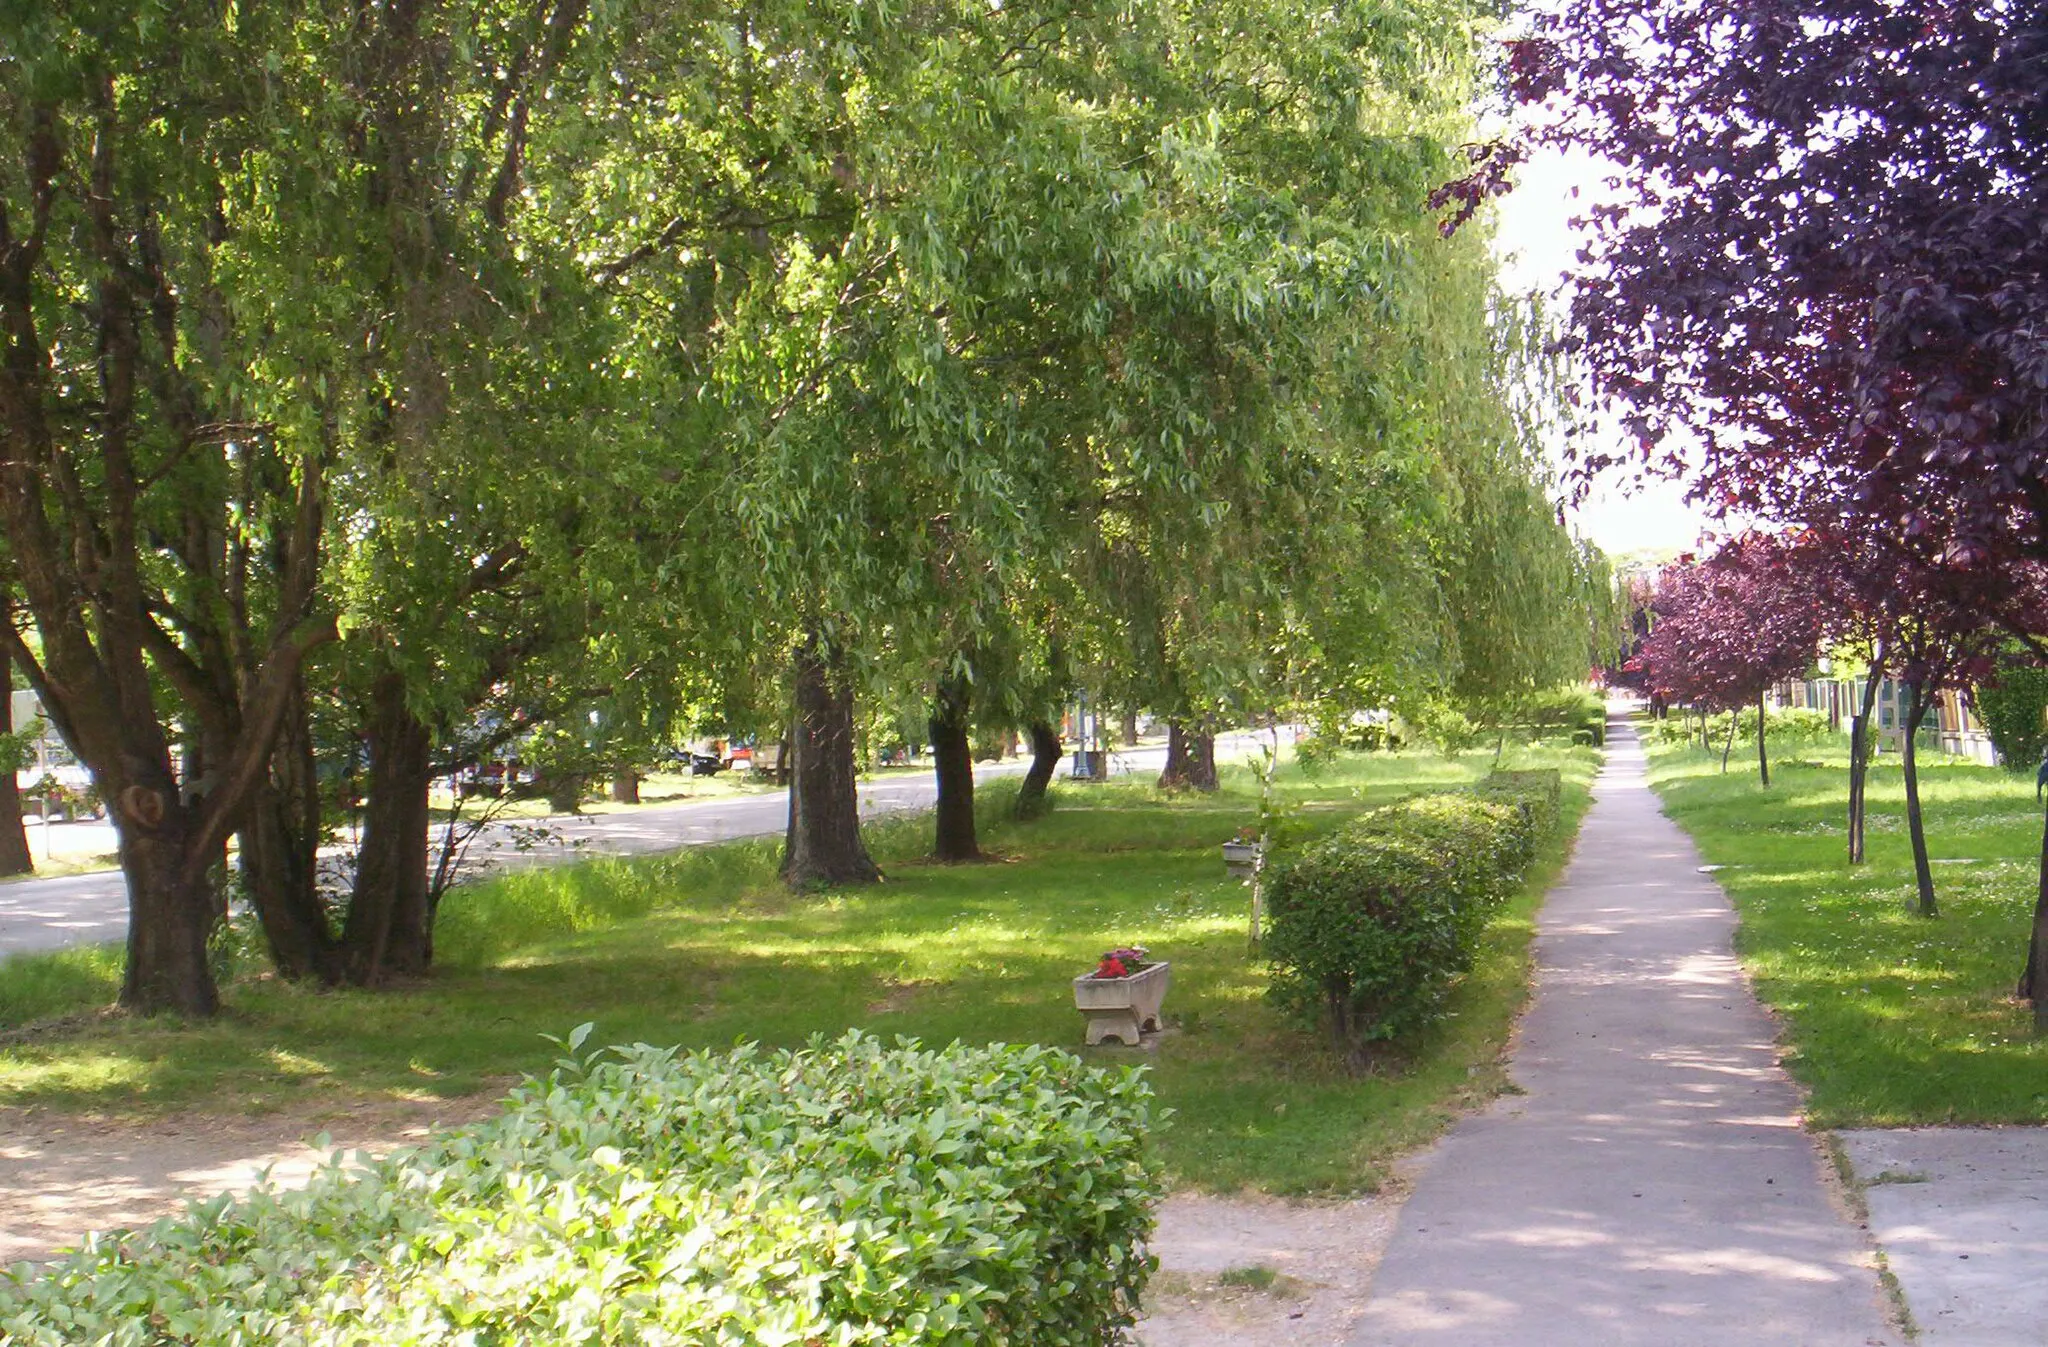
[1491,144,1719,562]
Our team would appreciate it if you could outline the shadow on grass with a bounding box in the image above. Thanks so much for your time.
[1646,737,2048,1126]
[0,743,1602,1194]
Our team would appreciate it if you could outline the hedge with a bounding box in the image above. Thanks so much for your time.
[1,1031,1160,1346]
[1264,780,1558,1062]
[1975,653,2048,771]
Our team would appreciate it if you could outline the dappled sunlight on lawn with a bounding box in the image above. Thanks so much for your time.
[1649,732,2048,1125]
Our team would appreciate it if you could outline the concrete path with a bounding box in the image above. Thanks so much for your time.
[1837,1127,2048,1345]
[1351,716,1898,1346]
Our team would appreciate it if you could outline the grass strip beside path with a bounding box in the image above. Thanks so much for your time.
[1644,733,2048,1127]
[0,746,1595,1195]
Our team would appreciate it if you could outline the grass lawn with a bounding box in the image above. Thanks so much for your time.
[1643,730,2048,1127]
[0,743,1595,1195]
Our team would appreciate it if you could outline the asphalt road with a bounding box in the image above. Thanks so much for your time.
[0,732,1274,960]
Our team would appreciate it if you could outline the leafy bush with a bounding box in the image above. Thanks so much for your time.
[1,1031,1161,1346]
[1479,769,1562,864]
[1514,687,1606,747]
[1401,698,1485,757]
[1638,713,1702,747]
[1292,729,1341,775]
[1264,787,1552,1061]
[1759,706,1835,749]
[1640,705,1839,752]
[1975,655,2048,771]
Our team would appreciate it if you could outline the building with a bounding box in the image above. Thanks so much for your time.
[1770,675,1999,765]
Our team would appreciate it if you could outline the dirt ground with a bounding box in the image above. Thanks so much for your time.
[1135,1188,1403,1346]
[0,1101,1405,1341]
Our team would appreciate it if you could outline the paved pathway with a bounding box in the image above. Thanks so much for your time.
[1837,1127,2048,1345]
[1351,716,1898,1346]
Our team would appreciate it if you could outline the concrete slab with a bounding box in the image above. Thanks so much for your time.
[1351,717,1898,1346]
[1837,1127,2048,1345]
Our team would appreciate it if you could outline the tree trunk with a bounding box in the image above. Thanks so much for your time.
[1721,711,1737,772]
[238,682,341,982]
[780,638,880,888]
[1121,709,1140,746]
[1902,682,1938,919]
[543,772,584,813]
[929,670,979,861]
[1757,693,1771,787]
[1847,656,1886,864]
[117,817,221,1017]
[0,654,32,877]
[340,674,436,983]
[1158,722,1219,791]
[1016,721,1061,819]
[610,770,640,804]
[2018,804,2048,1033]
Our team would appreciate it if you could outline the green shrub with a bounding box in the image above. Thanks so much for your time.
[1639,713,1702,747]
[1479,768,1562,864]
[1402,699,1485,757]
[1514,686,1606,747]
[1975,655,2048,771]
[1292,729,1341,775]
[1760,706,1835,749]
[0,1031,1160,1346]
[1264,790,1545,1061]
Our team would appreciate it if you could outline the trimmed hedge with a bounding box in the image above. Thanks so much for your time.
[1480,768,1561,858]
[1975,654,2048,771]
[1,1031,1160,1346]
[1265,781,1558,1061]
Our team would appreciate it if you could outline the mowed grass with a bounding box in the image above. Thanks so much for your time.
[0,745,1595,1194]
[1644,733,2048,1126]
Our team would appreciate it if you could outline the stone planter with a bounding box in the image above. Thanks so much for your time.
[1221,840,1263,880]
[1072,961,1171,1046]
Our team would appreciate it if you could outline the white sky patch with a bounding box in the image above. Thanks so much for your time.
[1493,142,1720,557]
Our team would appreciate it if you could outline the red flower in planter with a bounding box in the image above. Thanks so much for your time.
[1092,946,1150,978]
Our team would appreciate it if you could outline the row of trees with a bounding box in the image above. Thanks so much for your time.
[1511,0,2048,1021]
[1631,531,2039,921]
[0,0,1610,1016]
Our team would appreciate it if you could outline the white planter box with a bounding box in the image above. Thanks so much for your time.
[1221,841,1263,880]
[1072,961,1172,1046]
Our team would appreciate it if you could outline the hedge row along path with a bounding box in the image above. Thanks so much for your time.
[1353,717,1898,1345]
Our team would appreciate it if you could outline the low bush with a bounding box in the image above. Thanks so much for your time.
[1291,729,1342,775]
[0,1031,1160,1346]
[1641,705,1840,753]
[1264,786,1551,1061]
[1975,652,2048,771]
[1480,768,1562,863]
[1514,687,1606,747]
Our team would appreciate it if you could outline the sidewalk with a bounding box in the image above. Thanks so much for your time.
[1350,717,1897,1345]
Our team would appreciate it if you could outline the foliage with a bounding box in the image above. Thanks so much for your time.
[1642,705,1840,753]
[1974,654,2048,773]
[1514,1,2048,605]
[1402,699,1487,758]
[1478,769,1562,854]
[1519,688,1608,748]
[1638,535,1824,714]
[0,1032,1159,1346]
[1264,786,1554,1058]
[1291,730,1342,775]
